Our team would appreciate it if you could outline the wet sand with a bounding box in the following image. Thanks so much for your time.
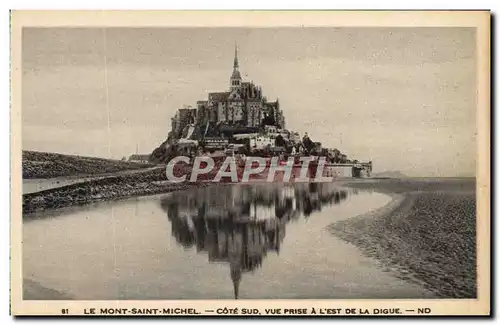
[330,177,476,298]
[23,185,436,300]
[22,177,474,299]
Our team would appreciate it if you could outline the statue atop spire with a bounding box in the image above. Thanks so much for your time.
[234,42,239,69]
[230,41,242,91]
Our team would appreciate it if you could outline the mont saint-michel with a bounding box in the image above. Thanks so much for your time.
[149,45,372,181]
[18,25,478,308]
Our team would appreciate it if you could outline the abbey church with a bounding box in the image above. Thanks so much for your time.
[171,44,285,137]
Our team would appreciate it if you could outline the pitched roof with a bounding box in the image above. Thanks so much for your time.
[208,92,229,102]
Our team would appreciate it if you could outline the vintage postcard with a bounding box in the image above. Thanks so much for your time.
[10,10,490,316]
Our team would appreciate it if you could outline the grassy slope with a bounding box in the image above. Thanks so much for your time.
[330,178,476,298]
[22,150,152,179]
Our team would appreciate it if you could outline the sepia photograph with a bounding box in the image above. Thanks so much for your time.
[10,10,490,316]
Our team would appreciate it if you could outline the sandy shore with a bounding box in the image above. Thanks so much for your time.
[330,177,476,298]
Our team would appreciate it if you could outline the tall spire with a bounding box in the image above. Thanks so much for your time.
[233,42,239,70]
[230,41,242,90]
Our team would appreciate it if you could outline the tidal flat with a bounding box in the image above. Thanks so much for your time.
[330,178,476,298]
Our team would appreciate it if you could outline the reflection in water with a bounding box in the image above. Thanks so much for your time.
[160,183,352,299]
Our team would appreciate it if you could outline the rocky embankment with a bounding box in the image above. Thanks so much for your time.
[23,150,152,179]
[23,163,226,214]
[330,178,477,298]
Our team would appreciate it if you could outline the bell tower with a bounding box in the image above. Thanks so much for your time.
[230,42,242,91]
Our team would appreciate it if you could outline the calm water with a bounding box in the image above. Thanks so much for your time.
[23,183,434,300]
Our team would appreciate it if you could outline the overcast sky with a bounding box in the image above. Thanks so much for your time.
[22,27,476,176]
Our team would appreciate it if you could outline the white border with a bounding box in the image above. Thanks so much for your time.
[4,1,496,324]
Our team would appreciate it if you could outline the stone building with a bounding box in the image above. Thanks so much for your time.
[202,44,285,128]
[169,44,286,143]
[171,106,197,138]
